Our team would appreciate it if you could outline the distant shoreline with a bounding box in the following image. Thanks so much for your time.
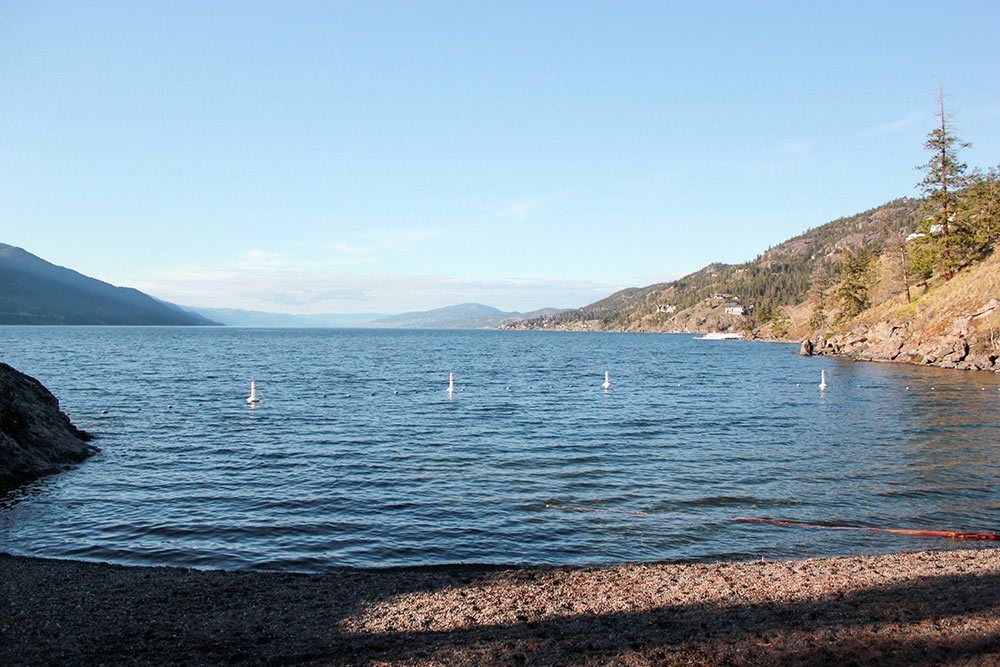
[2,548,996,664]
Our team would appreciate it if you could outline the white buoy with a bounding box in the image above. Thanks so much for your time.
[602,370,611,390]
[247,380,261,404]
[819,370,828,391]
[447,371,455,397]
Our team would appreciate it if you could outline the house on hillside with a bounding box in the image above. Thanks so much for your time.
[656,304,677,314]
[724,303,745,316]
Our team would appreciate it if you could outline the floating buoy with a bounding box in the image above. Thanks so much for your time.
[447,371,455,397]
[602,371,611,391]
[819,370,828,390]
[246,381,260,405]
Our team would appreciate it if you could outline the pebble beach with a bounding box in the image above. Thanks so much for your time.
[2,548,997,665]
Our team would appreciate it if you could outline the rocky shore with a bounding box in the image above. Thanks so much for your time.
[801,298,1000,373]
[0,362,97,488]
[1,548,997,665]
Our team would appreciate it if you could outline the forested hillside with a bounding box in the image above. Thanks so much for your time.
[512,98,999,372]
[514,198,923,332]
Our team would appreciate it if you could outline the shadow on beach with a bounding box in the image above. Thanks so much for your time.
[2,549,998,665]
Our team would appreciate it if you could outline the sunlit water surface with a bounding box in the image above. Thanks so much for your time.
[1,327,997,571]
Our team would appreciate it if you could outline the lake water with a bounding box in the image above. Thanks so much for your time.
[1,327,997,571]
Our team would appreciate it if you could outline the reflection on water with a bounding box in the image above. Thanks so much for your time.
[0,326,997,571]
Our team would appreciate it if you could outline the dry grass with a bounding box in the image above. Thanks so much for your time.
[865,251,1000,340]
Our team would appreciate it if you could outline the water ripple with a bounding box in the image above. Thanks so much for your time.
[0,327,997,570]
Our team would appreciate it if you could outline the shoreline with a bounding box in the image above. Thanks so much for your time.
[3,548,997,665]
[502,327,1000,374]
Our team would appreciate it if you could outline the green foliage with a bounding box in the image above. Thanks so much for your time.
[917,95,970,278]
[771,307,790,338]
[807,261,831,332]
[756,302,773,324]
[907,239,937,283]
[952,166,1000,261]
[808,302,827,332]
[835,248,873,321]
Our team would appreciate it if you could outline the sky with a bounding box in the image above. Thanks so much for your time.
[2,1,999,314]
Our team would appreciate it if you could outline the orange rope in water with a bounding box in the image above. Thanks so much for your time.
[736,517,998,541]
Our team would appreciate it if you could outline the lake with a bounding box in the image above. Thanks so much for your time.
[1,327,997,570]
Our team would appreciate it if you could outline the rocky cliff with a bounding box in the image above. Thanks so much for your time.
[799,250,1000,373]
[807,302,998,372]
[0,363,97,487]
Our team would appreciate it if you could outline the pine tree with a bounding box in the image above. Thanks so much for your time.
[918,88,970,279]
[836,249,873,321]
[888,232,912,303]
[771,307,790,338]
[807,262,830,332]
[954,166,1000,259]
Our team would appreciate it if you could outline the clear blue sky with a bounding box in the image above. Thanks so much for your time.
[2,1,999,314]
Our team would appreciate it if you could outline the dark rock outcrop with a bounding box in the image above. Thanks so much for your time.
[0,362,97,487]
[798,339,813,356]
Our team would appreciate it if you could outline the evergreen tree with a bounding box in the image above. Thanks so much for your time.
[836,249,873,321]
[771,307,790,338]
[953,166,1000,259]
[807,262,830,332]
[917,88,970,279]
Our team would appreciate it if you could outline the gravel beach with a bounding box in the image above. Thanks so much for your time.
[1,548,998,665]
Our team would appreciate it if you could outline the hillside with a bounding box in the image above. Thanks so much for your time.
[509,190,997,373]
[0,243,219,326]
[514,198,922,333]
[365,303,566,329]
[806,250,999,371]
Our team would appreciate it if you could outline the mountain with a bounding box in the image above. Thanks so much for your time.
[0,243,219,326]
[511,192,998,374]
[513,198,923,332]
[182,307,385,328]
[364,303,568,329]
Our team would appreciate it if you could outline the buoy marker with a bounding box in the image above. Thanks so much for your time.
[602,370,611,391]
[819,370,828,390]
[246,380,261,405]
[447,371,455,397]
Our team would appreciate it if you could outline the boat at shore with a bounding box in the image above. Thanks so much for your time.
[695,332,743,340]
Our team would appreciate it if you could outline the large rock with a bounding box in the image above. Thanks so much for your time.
[0,362,97,487]
[799,339,813,356]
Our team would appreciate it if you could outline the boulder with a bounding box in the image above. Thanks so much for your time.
[0,362,98,488]
[943,338,970,363]
[799,339,813,356]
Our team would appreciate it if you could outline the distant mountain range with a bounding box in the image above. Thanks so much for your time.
[0,242,565,329]
[0,243,218,326]
[362,303,566,329]
[187,303,567,329]
[182,307,386,328]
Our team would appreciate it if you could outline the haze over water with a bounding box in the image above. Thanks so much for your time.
[1,327,997,571]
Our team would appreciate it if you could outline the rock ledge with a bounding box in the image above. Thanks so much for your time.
[0,362,97,487]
